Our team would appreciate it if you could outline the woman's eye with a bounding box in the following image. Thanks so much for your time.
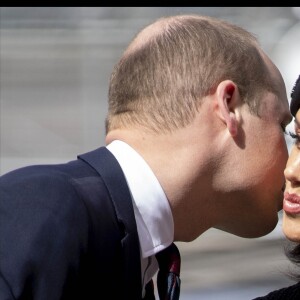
[288,131,300,144]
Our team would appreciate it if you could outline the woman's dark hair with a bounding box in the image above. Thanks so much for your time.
[290,74,300,117]
[283,75,300,282]
[284,242,300,281]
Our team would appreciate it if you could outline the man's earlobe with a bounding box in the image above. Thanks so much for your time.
[228,112,237,136]
[215,80,239,137]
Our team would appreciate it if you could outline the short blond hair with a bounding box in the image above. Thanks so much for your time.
[106,14,274,133]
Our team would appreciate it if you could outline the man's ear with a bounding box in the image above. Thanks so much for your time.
[215,80,240,137]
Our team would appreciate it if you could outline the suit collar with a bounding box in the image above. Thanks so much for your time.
[78,147,142,299]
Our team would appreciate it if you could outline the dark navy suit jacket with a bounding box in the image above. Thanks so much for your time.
[0,147,142,299]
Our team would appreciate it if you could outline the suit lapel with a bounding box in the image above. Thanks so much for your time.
[78,147,142,299]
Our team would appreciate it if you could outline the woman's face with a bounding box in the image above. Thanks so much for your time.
[283,108,300,241]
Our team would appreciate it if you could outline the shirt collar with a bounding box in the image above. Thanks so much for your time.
[106,140,174,258]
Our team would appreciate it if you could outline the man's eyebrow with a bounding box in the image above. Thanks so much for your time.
[287,113,293,125]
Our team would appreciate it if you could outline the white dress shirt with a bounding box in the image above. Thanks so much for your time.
[106,140,174,296]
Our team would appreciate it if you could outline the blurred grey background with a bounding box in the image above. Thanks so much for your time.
[1,7,300,299]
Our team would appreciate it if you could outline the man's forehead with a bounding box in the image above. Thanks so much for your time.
[258,91,291,123]
[274,94,292,123]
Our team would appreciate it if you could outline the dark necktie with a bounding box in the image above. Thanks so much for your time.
[143,243,181,300]
[155,242,181,300]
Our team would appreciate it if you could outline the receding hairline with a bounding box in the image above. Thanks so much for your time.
[124,14,233,57]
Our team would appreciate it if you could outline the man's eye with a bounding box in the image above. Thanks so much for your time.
[281,123,288,134]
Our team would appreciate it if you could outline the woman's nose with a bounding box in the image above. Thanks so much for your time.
[284,157,300,185]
